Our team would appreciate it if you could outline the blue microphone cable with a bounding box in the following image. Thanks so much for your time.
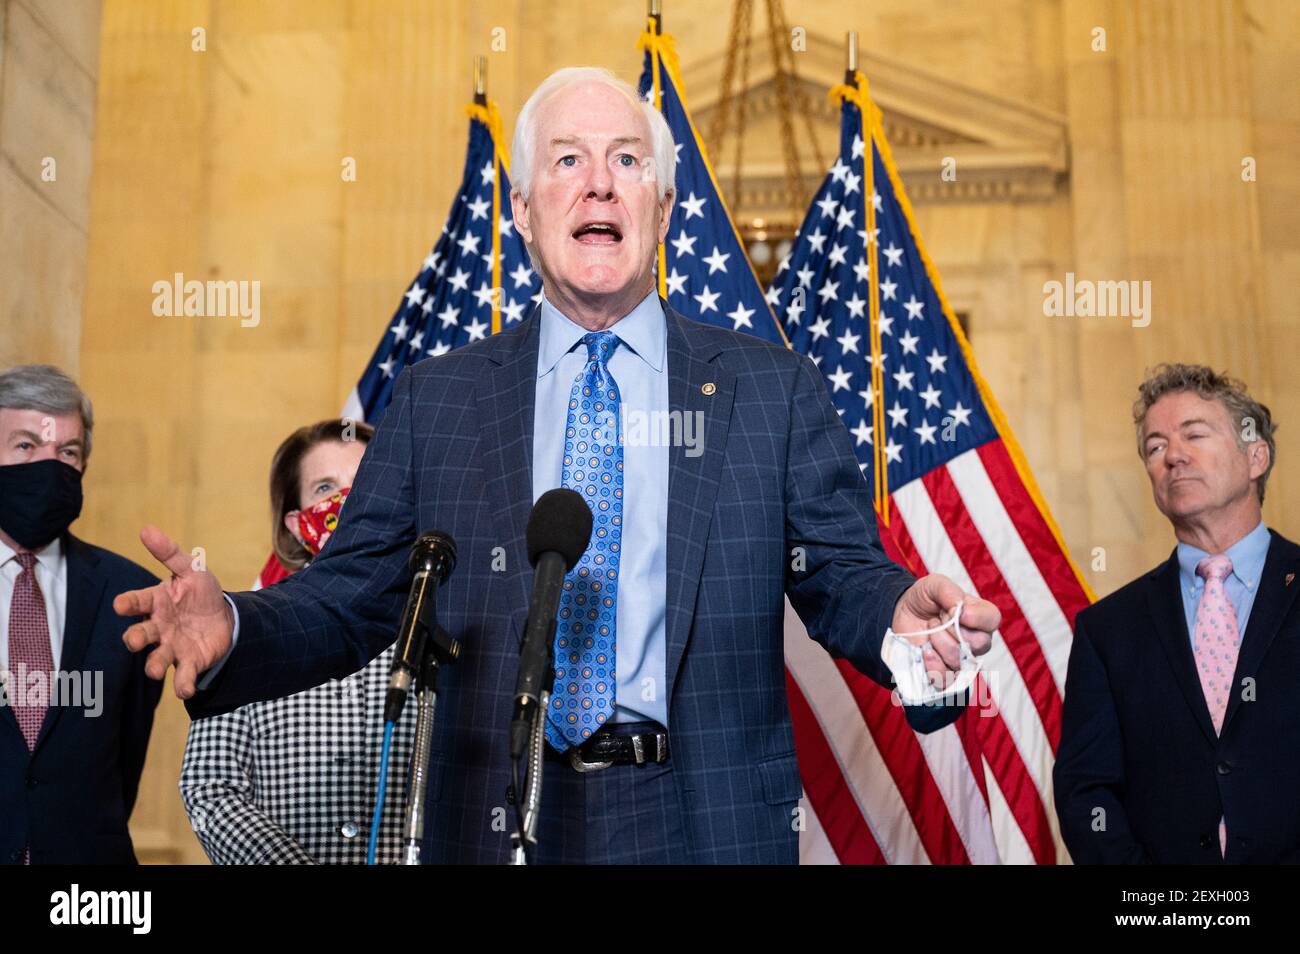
[367,720,397,865]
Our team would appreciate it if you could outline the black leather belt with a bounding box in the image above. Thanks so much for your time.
[557,725,670,773]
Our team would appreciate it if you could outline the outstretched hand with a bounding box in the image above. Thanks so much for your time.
[115,525,234,699]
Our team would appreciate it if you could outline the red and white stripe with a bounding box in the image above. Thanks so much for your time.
[787,439,1090,864]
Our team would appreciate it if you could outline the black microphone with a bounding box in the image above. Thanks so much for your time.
[510,489,592,758]
[384,531,457,723]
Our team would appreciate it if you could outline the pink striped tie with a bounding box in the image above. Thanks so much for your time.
[9,550,54,864]
[1192,554,1239,858]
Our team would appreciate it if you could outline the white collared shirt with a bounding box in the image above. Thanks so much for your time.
[0,535,67,670]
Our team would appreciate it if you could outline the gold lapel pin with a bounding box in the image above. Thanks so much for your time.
[701,382,716,395]
[1286,572,1295,587]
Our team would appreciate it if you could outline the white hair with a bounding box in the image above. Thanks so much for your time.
[510,66,676,202]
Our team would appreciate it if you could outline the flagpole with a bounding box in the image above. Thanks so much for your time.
[476,55,504,336]
[647,1,668,300]
[845,33,888,524]
[639,2,788,344]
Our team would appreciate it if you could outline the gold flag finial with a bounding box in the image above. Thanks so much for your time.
[473,56,486,104]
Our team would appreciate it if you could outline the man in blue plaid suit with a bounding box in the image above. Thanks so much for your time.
[118,67,998,864]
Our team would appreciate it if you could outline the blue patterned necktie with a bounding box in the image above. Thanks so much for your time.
[547,331,623,751]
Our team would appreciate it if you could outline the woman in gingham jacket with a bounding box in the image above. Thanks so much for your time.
[179,419,417,864]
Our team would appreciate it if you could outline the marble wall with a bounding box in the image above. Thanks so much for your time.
[0,0,101,371]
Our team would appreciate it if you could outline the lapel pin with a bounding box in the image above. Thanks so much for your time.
[1286,572,1295,587]
[701,382,716,396]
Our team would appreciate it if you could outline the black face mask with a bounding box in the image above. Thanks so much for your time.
[0,459,84,550]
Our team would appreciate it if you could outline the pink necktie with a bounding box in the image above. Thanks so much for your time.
[1192,554,1239,858]
[8,550,54,864]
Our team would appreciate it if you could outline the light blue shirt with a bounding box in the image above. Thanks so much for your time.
[1176,521,1270,647]
[210,290,673,725]
[533,289,669,725]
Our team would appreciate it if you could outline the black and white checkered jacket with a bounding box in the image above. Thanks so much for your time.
[179,643,417,864]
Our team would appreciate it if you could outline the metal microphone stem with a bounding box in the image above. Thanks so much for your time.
[509,687,550,866]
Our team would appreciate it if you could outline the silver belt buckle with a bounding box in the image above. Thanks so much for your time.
[568,747,614,773]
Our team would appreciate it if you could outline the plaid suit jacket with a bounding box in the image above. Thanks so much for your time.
[189,301,951,863]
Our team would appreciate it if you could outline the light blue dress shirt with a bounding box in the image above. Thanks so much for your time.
[533,289,670,726]
[1176,520,1270,646]
[211,290,673,724]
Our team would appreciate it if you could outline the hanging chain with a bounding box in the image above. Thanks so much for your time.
[731,0,754,218]
[709,0,826,230]
[768,0,826,177]
[707,0,750,168]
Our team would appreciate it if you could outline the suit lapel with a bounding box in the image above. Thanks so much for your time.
[477,309,541,647]
[662,307,735,702]
[33,534,104,753]
[1146,552,1218,745]
[1222,531,1300,733]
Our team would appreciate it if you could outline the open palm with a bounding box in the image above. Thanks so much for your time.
[114,525,234,698]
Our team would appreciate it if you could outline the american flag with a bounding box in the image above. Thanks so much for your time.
[766,73,1094,864]
[254,100,540,590]
[343,100,542,425]
[641,12,1093,865]
[637,28,785,345]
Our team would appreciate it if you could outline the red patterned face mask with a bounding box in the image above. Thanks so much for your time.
[296,487,350,556]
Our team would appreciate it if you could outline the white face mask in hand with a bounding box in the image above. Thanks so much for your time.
[882,599,982,706]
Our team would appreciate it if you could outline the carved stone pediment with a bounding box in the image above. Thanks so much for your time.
[678,29,1070,229]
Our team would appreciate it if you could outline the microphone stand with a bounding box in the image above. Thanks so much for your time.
[402,625,460,865]
[506,487,592,865]
[509,626,553,866]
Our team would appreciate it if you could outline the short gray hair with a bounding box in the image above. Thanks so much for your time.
[0,364,95,462]
[510,66,676,202]
[1133,362,1276,503]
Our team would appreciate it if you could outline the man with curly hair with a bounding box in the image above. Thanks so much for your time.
[1054,363,1298,863]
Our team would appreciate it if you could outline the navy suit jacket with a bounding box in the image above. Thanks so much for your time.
[1054,529,1300,864]
[189,303,960,863]
[0,534,161,864]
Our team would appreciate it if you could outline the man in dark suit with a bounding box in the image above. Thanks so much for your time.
[1055,363,1298,864]
[117,67,998,864]
[0,364,162,864]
